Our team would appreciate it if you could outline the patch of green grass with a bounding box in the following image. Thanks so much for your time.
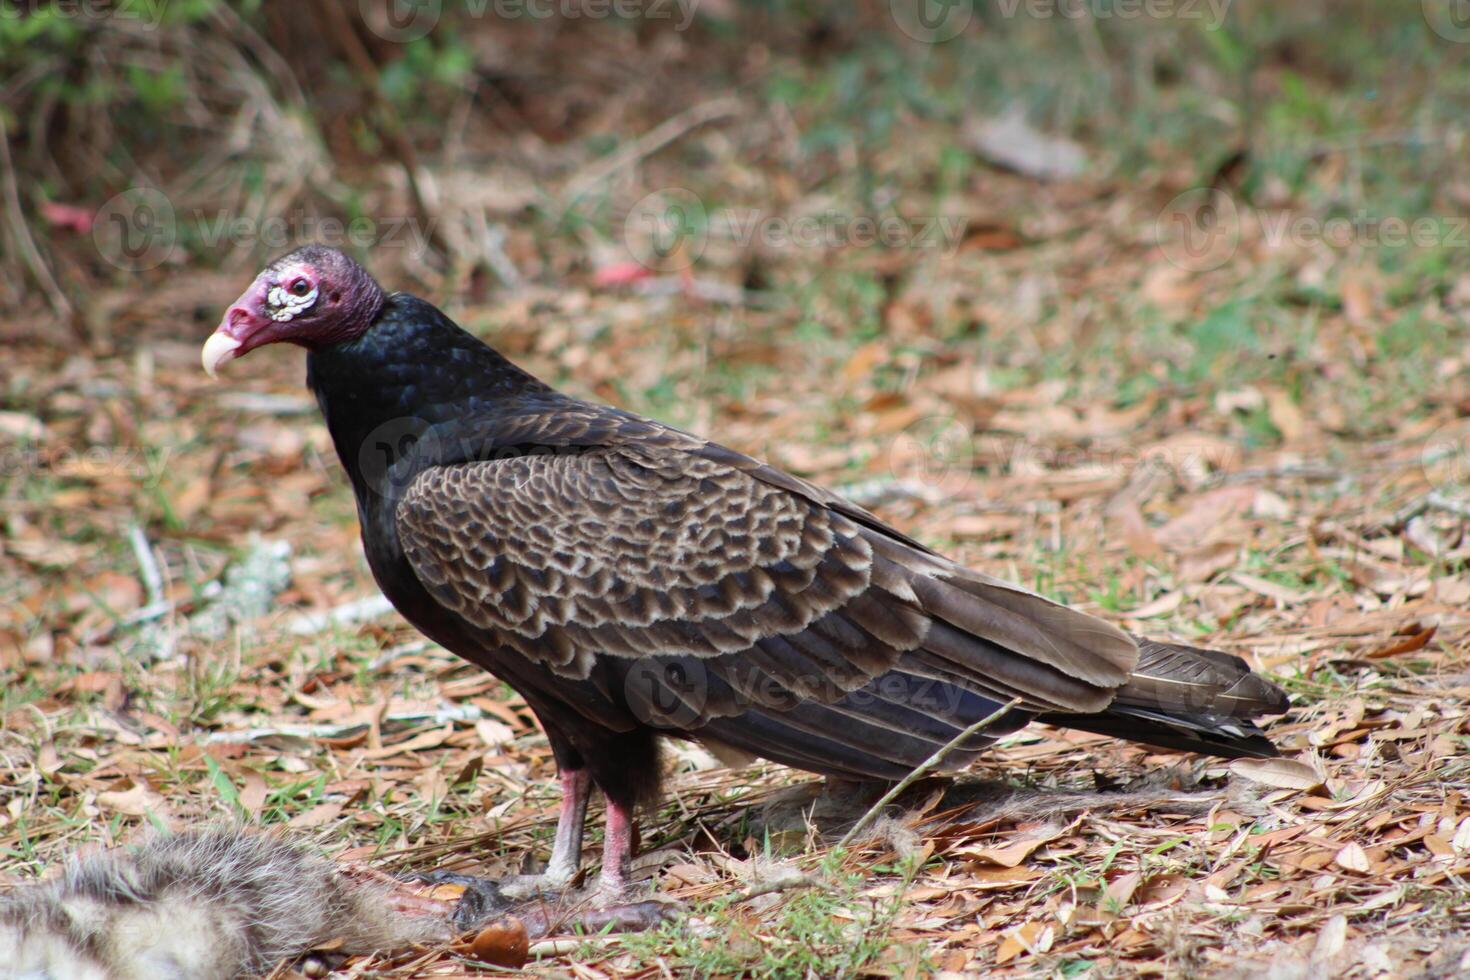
[611,852,931,978]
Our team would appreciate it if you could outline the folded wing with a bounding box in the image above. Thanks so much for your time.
[393,442,1152,776]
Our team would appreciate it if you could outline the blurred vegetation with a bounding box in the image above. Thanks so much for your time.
[3,3,1461,248]
[0,0,1466,441]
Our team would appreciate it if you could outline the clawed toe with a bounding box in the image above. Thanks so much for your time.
[572,899,670,934]
[497,895,672,939]
[498,871,574,900]
[409,868,669,936]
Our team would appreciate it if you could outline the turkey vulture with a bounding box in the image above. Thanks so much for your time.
[204,245,1288,902]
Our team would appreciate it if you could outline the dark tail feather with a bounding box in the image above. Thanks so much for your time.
[1036,705,1281,758]
[1037,637,1289,760]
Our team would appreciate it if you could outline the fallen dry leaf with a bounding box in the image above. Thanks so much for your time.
[1125,590,1184,619]
[287,801,344,829]
[1266,388,1306,443]
[1231,571,1311,605]
[1312,913,1349,964]
[1230,758,1325,793]
[1156,487,1255,551]
[1178,540,1240,583]
[96,779,166,817]
[0,411,45,442]
[958,820,1073,868]
[994,920,1051,965]
[468,917,530,968]
[1334,842,1372,873]
[965,866,1044,890]
[1106,495,1164,561]
[1366,625,1436,660]
[967,107,1086,181]
[1104,870,1143,909]
[1135,873,1189,908]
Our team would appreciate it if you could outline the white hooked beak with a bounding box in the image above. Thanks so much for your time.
[201,331,243,379]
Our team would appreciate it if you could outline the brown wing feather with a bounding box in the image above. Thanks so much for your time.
[395,439,1140,723]
[396,447,895,677]
[691,438,1139,686]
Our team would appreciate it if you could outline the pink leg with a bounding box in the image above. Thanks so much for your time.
[544,768,592,885]
[596,798,636,904]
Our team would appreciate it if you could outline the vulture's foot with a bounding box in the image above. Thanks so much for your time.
[411,870,668,934]
[497,870,580,900]
[553,900,669,935]
[486,897,670,937]
[413,867,581,900]
[413,870,668,935]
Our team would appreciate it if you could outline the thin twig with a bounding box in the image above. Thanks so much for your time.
[0,117,74,324]
[837,696,1024,850]
[1392,489,1470,527]
[1424,491,1470,521]
[472,214,523,291]
[740,872,823,901]
[127,523,165,608]
[83,582,224,645]
[560,96,741,204]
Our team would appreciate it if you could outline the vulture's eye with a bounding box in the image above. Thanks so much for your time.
[289,279,312,297]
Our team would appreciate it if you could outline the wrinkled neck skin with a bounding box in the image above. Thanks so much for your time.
[301,260,387,350]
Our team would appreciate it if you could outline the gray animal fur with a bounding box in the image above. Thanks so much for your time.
[0,830,452,980]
